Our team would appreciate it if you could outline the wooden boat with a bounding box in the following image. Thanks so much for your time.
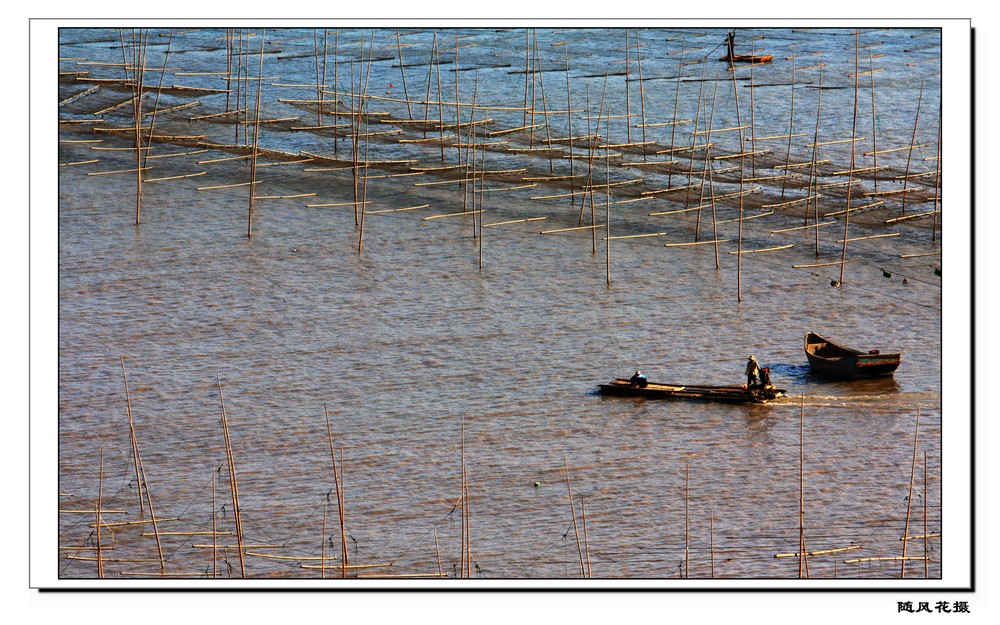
[599,378,785,404]
[804,332,901,378]
[719,30,773,64]
[719,53,773,64]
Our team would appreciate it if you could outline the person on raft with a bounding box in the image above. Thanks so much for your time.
[746,355,760,389]
[630,370,648,388]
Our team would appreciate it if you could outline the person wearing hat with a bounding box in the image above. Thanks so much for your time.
[745,356,760,389]
[630,370,648,388]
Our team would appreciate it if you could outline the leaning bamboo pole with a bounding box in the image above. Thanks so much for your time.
[799,395,809,578]
[900,80,925,215]
[667,47,685,188]
[218,375,246,578]
[564,459,587,578]
[247,29,266,239]
[780,47,797,201]
[120,356,143,514]
[684,464,690,579]
[923,450,930,578]
[838,31,862,287]
[808,67,825,256]
[324,404,348,578]
[729,60,746,302]
[96,449,105,579]
[901,408,920,578]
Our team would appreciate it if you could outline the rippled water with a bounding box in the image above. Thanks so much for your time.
[56,25,943,581]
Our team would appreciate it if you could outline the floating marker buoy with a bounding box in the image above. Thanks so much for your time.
[533,481,540,488]
[882,269,892,278]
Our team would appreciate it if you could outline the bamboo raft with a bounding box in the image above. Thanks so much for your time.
[599,378,785,404]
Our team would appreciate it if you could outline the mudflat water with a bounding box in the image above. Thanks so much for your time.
[56,26,943,581]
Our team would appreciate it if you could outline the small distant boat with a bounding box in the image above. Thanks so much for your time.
[599,379,785,404]
[720,30,773,64]
[804,332,901,379]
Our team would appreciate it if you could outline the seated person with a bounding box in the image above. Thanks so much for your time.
[759,367,771,388]
[630,370,648,388]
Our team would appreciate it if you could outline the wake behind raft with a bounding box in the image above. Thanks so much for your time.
[599,369,785,404]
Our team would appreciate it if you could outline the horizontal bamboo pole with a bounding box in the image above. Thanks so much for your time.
[885,210,941,224]
[583,178,644,191]
[197,181,259,190]
[531,190,591,200]
[775,545,861,558]
[60,509,127,514]
[541,224,606,234]
[145,171,208,183]
[844,556,928,563]
[88,518,180,528]
[715,210,774,225]
[745,174,793,183]
[60,159,100,167]
[836,232,901,243]
[486,124,546,137]
[68,556,163,563]
[60,545,115,551]
[649,204,713,216]
[365,172,426,180]
[806,137,868,148]
[59,139,103,144]
[90,146,153,151]
[198,155,252,164]
[599,141,658,149]
[728,244,794,255]
[142,531,234,536]
[522,174,584,182]
[300,562,392,570]
[713,149,772,161]
[793,259,860,268]
[714,187,763,201]
[254,192,319,200]
[245,552,338,561]
[692,124,750,135]
[762,195,819,208]
[823,200,886,217]
[771,221,838,234]
[144,100,201,116]
[623,159,680,166]
[365,204,432,214]
[422,210,483,221]
[863,188,922,197]
[749,133,808,141]
[816,179,862,190]
[191,543,285,549]
[506,146,564,154]
[146,149,211,160]
[356,573,450,579]
[830,165,890,176]
[898,250,941,258]
[411,164,467,172]
[664,239,732,247]
[414,178,474,187]
[864,144,928,156]
[899,533,941,541]
[636,119,693,128]
[610,196,655,205]
[654,143,711,154]
[478,183,538,193]
[87,167,153,177]
[565,152,622,159]
[603,232,667,240]
[640,183,700,196]
[775,160,830,170]
[483,217,547,227]
[894,171,937,180]
[118,572,207,577]
[306,200,372,208]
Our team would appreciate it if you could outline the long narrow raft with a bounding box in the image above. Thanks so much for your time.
[599,379,786,404]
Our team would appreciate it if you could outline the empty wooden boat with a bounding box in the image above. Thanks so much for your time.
[804,332,901,378]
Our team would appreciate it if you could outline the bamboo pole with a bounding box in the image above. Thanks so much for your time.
[324,405,348,578]
[730,62,746,302]
[924,450,930,578]
[564,459,587,578]
[212,469,218,578]
[684,464,690,579]
[869,43,880,192]
[96,449,105,579]
[901,408,920,578]
[120,356,143,515]
[838,31,861,286]
[218,375,246,578]
[667,47,685,187]
[780,47,797,201]
[901,80,925,215]
[799,396,807,578]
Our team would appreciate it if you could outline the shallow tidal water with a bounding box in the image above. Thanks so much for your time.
[55,25,944,582]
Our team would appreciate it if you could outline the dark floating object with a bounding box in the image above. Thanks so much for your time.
[831,279,841,287]
[599,378,785,404]
[882,269,892,278]
[804,332,901,379]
